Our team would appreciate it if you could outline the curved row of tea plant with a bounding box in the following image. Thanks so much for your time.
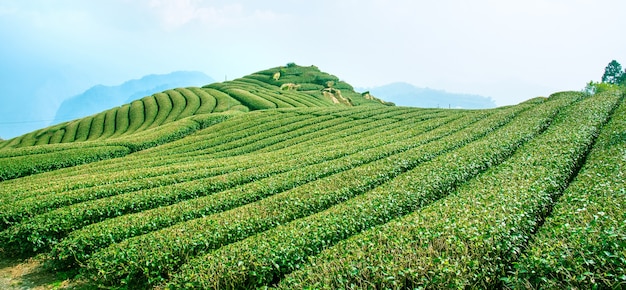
[163,89,576,289]
[83,102,530,286]
[0,145,130,182]
[0,88,238,149]
[0,107,432,209]
[274,92,620,289]
[0,109,442,230]
[0,112,238,182]
[49,110,478,269]
[0,64,386,152]
[0,107,465,254]
[510,91,626,289]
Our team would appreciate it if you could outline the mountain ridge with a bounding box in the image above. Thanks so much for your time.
[362,82,496,109]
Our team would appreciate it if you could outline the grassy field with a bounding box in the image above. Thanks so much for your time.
[0,64,624,289]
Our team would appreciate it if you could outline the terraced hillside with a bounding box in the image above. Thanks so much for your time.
[0,65,624,289]
[0,64,390,181]
[0,64,388,151]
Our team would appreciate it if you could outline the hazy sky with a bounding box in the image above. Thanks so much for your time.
[1,0,625,138]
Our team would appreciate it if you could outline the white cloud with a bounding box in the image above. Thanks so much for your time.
[146,0,282,31]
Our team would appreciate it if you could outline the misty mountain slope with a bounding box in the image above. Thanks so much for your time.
[365,82,496,109]
[52,71,214,125]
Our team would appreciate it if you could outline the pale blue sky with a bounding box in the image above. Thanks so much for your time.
[1,0,625,138]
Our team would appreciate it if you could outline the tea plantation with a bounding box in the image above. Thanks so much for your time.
[0,64,624,289]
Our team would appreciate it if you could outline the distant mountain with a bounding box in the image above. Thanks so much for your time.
[362,82,496,109]
[52,71,213,124]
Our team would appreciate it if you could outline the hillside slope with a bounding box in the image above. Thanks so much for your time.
[1,64,388,150]
[0,68,623,289]
[0,64,391,180]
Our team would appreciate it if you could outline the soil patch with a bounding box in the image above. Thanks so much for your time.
[0,257,87,289]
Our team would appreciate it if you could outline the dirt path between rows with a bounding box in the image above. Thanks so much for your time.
[0,258,76,289]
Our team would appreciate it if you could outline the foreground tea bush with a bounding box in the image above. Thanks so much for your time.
[165,90,577,289]
[510,92,626,289]
[84,104,527,286]
[0,146,345,255]
[0,109,427,225]
[0,111,335,208]
[1,108,461,257]
[49,112,458,269]
[275,92,620,289]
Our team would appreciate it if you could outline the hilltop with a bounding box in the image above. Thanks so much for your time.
[0,64,624,289]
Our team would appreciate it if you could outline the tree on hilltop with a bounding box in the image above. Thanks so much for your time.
[586,60,626,94]
[601,60,624,85]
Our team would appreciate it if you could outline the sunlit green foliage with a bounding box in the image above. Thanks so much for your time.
[510,90,626,289]
[175,88,201,119]
[168,94,573,289]
[276,92,621,289]
[100,108,117,139]
[0,65,623,289]
[87,111,106,140]
[0,145,130,182]
[125,100,145,135]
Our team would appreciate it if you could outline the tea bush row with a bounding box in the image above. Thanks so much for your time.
[276,92,619,289]
[48,109,483,268]
[165,89,574,289]
[84,101,529,286]
[510,91,626,289]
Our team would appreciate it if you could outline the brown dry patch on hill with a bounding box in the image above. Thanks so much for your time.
[0,258,88,290]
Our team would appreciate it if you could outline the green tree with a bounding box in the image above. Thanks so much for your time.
[601,60,624,84]
[584,81,620,95]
